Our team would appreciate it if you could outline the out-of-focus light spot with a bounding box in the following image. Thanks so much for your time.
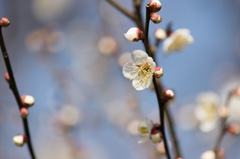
[32,0,72,22]
[118,52,131,67]
[98,36,117,55]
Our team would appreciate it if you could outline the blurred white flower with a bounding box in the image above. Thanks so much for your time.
[137,117,154,143]
[200,150,216,159]
[98,36,117,55]
[195,92,219,132]
[227,96,240,122]
[124,27,144,42]
[154,28,166,41]
[122,50,156,90]
[163,28,193,53]
[137,117,162,144]
[57,105,81,127]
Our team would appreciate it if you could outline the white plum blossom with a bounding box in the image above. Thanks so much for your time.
[137,117,162,143]
[124,27,144,42]
[163,28,194,53]
[195,92,219,132]
[122,50,156,90]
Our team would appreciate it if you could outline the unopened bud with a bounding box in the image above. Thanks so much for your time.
[154,28,166,40]
[162,89,174,100]
[200,151,215,159]
[150,13,162,24]
[218,107,229,118]
[13,135,26,147]
[148,0,162,12]
[232,86,240,97]
[0,17,10,27]
[217,149,225,159]
[20,108,29,118]
[153,66,163,78]
[150,124,162,143]
[4,72,10,83]
[124,27,144,42]
[227,123,240,135]
[21,95,35,107]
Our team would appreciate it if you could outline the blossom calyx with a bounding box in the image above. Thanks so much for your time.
[20,108,29,118]
[153,66,163,78]
[227,123,240,135]
[124,27,144,42]
[21,95,35,107]
[154,28,166,40]
[4,72,10,83]
[0,17,10,27]
[150,124,163,143]
[13,135,26,147]
[232,86,240,97]
[148,0,162,12]
[150,13,162,24]
[162,89,174,100]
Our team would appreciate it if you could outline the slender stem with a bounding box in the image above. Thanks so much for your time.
[165,107,181,157]
[133,0,144,31]
[144,5,171,159]
[0,27,36,159]
[213,94,231,156]
[106,0,136,21]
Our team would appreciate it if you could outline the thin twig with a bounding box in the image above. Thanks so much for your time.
[144,5,171,159]
[0,27,36,159]
[106,0,136,21]
[213,94,231,156]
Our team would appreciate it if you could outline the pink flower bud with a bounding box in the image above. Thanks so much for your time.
[232,86,240,97]
[162,89,174,100]
[0,17,10,27]
[150,13,162,24]
[4,72,10,83]
[153,66,163,78]
[21,95,35,107]
[227,123,240,135]
[13,134,26,147]
[154,28,166,40]
[150,124,162,143]
[124,27,144,42]
[20,108,29,118]
[217,149,225,159]
[218,107,229,118]
[148,0,162,12]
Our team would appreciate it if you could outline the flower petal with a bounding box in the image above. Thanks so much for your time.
[132,74,153,90]
[132,50,148,64]
[146,57,156,73]
[122,62,139,79]
[138,136,149,143]
[145,117,153,132]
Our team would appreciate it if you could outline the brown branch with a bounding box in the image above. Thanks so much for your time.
[0,27,36,159]
[144,5,171,159]
[106,0,136,21]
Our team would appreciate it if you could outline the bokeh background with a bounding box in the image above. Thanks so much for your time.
[0,0,240,159]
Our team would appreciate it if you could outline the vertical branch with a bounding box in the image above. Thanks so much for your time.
[0,27,36,159]
[144,5,171,159]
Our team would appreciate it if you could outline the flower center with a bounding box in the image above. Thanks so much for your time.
[138,62,152,76]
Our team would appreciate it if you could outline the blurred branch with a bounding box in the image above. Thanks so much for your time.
[0,26,36,159]
[106,0,136,20]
